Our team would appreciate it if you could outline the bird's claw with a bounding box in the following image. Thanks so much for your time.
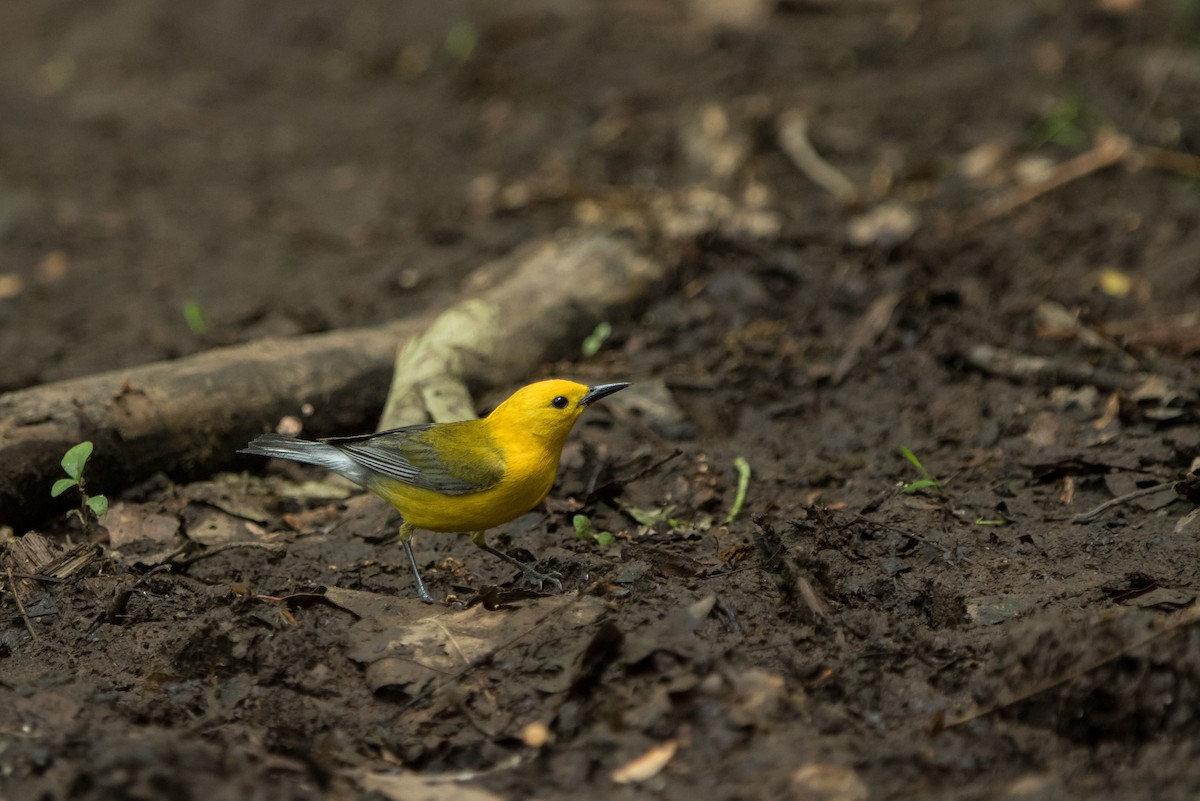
[521,567,563,592]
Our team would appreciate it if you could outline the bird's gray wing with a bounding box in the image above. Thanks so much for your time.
[324,422,504,496]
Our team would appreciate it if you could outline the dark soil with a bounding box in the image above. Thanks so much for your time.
[5,1,1200,799]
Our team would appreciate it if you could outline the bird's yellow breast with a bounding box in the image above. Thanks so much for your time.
[370,440,559,532]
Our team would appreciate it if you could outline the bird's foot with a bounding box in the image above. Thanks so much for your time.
[473,537,564,593]
[519,566,563,592]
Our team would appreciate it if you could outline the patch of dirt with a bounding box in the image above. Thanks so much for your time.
[5,1,1200,799]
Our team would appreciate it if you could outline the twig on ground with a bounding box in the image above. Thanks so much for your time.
[4,560,40,643]
[1134,144,1200,180]
[964,343,1137,392]
[158,541,286,569]
[962,130,1132,230]
[831,292,901,386]
[777,109,860,206]
[1071,481,1176,524]
[963,130,1200,232]
[942,605,1200,728]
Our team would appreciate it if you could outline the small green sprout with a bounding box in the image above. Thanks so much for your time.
[444,22,478,62]
[723,456,751,524]
[900,446,943,495]
[622,504,679,528]
[974,518,1010,526]
[1032,96,1106,150]
[573,514,615,548]
[182,300,208,335]
[51,441,108,533]
[581,321,612,357]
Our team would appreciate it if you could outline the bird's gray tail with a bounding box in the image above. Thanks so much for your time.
[240,434,370,486]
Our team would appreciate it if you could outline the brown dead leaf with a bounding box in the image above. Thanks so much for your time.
[105,502,180,549]
[718,544,755,563]
[623,594,716,664]
[185,508,265,547]
[1092,392,1121,430]
[0,273,23,299]
[727,668,788,728]
[358,771,503,801]
[1058,476,1076,506]
[1086,392,1122,446]
[183,477,273,523]
[610,740,678,784]
[791,763,869,801]
[521,721,550,748]
[342,594,606,696]
[1024,411,1060,449]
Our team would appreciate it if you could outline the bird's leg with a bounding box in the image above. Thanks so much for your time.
[396,521,435,603]
[469,531,563,592]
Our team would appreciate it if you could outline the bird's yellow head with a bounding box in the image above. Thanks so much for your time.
[486,379,628,448]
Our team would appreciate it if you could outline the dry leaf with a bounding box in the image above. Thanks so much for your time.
[359,771,503,801]
[610,740,678,784]
[791,763,869,801]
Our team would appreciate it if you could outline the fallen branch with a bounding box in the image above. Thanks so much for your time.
[963,343,1138,392]
[1071,481,1176,524]
[1,228,671,530]
[962,131,1200,231]
[962,130,1132,230]
[378,232,661,429]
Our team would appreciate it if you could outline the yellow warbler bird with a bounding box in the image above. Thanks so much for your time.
[241,379,628,602]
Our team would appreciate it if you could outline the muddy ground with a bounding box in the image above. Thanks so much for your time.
[4,1,1200,799]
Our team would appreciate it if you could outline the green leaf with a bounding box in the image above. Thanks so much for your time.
[581,321,612,357]
[900,446,926,475]
[61,441,93,481]
[900,446,943,494]
[182,300,208,335]
[974,518,1009,526]
[573,514,594,540]
[723,456,752,524]
[86,494,109,517]
[444,22,478,62]
[594,531,616,548]
[51,477,77,497]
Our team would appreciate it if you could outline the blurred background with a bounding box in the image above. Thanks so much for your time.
[0,0,1197,391]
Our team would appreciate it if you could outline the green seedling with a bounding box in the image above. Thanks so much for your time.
[723,456,751,524]
[581,321,612,357]
[51,441,108,534]
[622,503,679,528]
[444,22,478,62]
[182,299,208,335]
[619,502,714,534]
[900,446,943,495]
[1032,96,1106,150]
[975,518,1010,526]
[573,514,615,548]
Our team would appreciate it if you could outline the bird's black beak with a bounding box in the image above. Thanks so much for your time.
[581,382,629,406]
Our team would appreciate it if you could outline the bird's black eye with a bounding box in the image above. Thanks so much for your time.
[551,395,569,409]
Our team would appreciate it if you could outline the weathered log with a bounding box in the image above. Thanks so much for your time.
[1,229,669,530]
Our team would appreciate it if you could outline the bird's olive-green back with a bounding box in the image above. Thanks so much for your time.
[324,420,504,495]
